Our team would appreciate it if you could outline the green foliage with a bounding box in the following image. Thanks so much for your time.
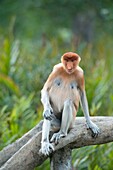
[0,94,38,149]
[72,143,113,170]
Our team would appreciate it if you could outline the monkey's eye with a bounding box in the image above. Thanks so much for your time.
[65,59,69,62]
[71,59,74,62]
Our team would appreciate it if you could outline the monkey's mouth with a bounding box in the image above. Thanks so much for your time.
[67,70,73,74]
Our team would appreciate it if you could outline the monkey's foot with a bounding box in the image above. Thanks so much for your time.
[50,131,66,144]
[87,121,100,137]
[40,141,54,156]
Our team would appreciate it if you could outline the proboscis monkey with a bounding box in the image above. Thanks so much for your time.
[40,52,100,155]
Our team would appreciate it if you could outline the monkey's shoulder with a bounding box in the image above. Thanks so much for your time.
[52,64,84,77]
[76,66,84,74]
[74,66,84,77]
[46,64,63,83]
[53,63,64,72]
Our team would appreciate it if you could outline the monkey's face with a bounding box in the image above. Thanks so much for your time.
[63,57,79,74]
[61,52,81,74]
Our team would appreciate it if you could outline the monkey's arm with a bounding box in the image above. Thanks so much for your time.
[41,71,56,120]
[78,72,100,137]
[41,87,53,120]
[80,90,100,137]
[40,72,56,155]
[41,89,55,155]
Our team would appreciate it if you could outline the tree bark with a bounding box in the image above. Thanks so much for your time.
[50,147,72,170]
[0,117,113,170]
[0,121,43,167]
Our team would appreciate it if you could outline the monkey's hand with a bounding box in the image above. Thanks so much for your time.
[43,107,54,120]
[50,130,66,144]
[86,121,100,137]
[40,141,54,156]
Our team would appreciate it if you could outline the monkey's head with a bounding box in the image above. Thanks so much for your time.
[61,52,81,74]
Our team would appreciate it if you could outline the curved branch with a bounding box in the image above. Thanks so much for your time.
[0,121,43,167]
[0,117,113,170]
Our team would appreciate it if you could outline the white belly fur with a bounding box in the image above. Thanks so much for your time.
[49,84,80,114]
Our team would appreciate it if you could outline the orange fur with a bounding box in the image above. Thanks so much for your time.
[40,52,100,155]
[43,52,85,118]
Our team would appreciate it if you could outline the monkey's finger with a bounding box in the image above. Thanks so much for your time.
[92,132,98,138]
[49,114,56,120]
[49,144,54,151]
[51,134,59,144]
[94,127,100,134]
[39,148,42,154]
[91,128,100,138]
[44,116,50,120]
[44,145,50,155]
[55,137,59,145]
[44,114,52,120]
[45,148,49,156]
[50,134,56,143]
[45,145,54,156]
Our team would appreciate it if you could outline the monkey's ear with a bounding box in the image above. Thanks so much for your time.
[78,56,81,63]
[61,56,64,63]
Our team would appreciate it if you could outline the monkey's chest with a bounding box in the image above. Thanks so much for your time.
[49,78,80,113]
[54,78,77,89]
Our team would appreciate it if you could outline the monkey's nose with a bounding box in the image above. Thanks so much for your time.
[67,65,72,70]
[68,67,72,71]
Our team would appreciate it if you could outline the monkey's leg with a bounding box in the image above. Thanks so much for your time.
[40,119,54,155]
[50,99,74,144]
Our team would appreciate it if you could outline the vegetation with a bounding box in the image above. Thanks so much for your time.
[0,0,113,169]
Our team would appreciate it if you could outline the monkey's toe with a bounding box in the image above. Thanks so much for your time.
[91,127,100,138]
[40,142,54,156]
[50,131,66,144]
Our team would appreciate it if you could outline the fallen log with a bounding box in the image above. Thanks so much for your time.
[0,117,113,170]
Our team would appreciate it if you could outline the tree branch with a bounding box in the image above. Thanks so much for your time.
[0,121,43,167]
[0,117,113,170]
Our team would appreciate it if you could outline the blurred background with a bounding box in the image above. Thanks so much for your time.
[0,0,113,169]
